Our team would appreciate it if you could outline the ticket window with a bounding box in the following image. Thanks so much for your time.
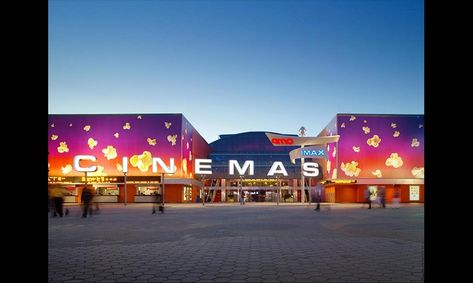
[95,186,119,196]
[136,186,160,196]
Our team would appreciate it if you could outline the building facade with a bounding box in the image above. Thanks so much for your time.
[48,114,211,204]
[318,114,424,203]
[48,113,424,204]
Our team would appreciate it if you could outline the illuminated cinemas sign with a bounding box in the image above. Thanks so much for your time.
[73,155,320,177]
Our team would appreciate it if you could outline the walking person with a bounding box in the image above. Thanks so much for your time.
[379,186,386,208]
[81,186,93,218]
[50,186,66,217]
[392,187,401,209]
[314,184,322,211]
[365,187,372,209]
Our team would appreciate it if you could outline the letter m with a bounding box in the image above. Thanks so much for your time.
[229,160,254,175]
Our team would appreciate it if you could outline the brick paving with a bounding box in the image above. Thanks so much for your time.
[49,203,424,282]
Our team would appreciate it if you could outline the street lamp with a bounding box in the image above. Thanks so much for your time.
[299,126,306,203]
[200,175,205,206]
[239,175,244,205]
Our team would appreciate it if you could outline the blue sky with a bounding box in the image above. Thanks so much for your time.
[48,0,424,143]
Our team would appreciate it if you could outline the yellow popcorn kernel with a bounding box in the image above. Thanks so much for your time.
[116,163,123,172]
[137,115,142,119]
[326,159,331,174]
[83,125,91,132]
[69,123,73,127]
[340,161,361,177]
[51,134,58,141]
[331,169,338,179]
[57,142,69,153]
[102,145,118,160]
[411,167,424,178]
[391,123,397,128]
[165,122,171,129]
[130,151,153,172]
[114,132,119,138]
[363,120,367,123]
[61,164,72,175]
[123,122,131,130]
[182,159,187,174]
[385,153,403,168]
[393,131,400,137]
[367,135,381,148]
[50,123,55,128]
[411,138,420,147]
[167,134,178,146]
[353,146,360,153]
[372,169,382,178]
[147,138,157,146]
[349,115,356,121]
[341,123,345,128]
[88,138,98,149]
[362,127,370,134]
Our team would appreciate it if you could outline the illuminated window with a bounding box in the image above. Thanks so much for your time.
[409,186,420,201]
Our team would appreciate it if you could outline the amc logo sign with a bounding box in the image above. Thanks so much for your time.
[271,138,294,145]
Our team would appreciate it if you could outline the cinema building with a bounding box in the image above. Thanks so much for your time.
[48,113,424,204]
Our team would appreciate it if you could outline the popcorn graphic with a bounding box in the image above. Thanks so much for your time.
[182,159,187,175]
[341,123,346,128]
[327,144,330,152]
[137,115,142,119]
[102,145,118,160]
[332,146,337,158]
[83,125,91,132]
[341,161,361,177]
[372,169,382,178]
[189,151,192,161]
[326,159,331,174]
[88,138,98,149]
[362,127,370,134]
[367,135,381,148]
[391,123,397,128]
[331,169,337,179]
[147,138,157,146]
[411,167,424,178]
[411,138,420,147]
[350,115,356,121]
[165,122,171,129]
[363,120,367,123]
[61,164,72,175]
[393,131,400,137]
[69,123,73,127]
[353,146,360,153]
[167,134,178,146]
[123,122,131,130]
[185,128,188,135]
[419,124,423,128]
[50,123,55,128]
[57,142,69,153]
[89,166,107,176]
[114,132,119,138]
[186,142,189,150]
[116,163,123,172]
[51,134,58,141]
[130,151,153,172]
[385,153,403,168]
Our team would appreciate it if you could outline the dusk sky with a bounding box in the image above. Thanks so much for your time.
[48,0,423,143]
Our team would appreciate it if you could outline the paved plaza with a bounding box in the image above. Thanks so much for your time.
[48,203,424,282]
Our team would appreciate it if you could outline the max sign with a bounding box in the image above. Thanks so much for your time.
[73,155,320,177]
[289,146,327,163]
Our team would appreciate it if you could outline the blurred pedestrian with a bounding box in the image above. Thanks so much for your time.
[50,186,67,217]
[81,186,93,218]
[379,186,386,208]
[365,187,372,209]
[392,187,401,209]
[314,184,322,211]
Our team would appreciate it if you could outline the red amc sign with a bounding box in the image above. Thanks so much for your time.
[271,138,294,145]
